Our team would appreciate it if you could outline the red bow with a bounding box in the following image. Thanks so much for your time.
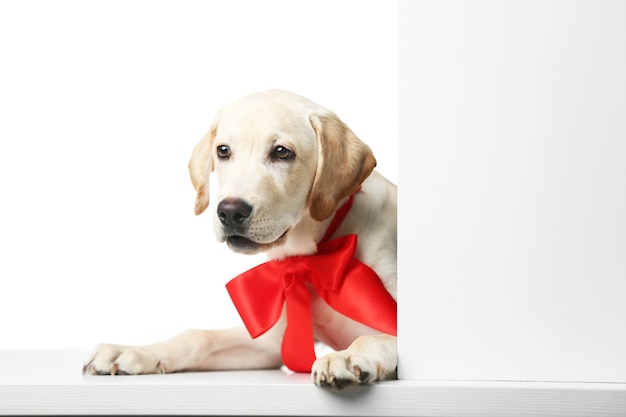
[225,233,397,373]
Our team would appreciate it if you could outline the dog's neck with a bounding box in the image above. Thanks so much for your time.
[264,213,331,260]
[264,197,350,261]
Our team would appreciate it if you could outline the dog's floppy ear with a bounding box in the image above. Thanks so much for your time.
[308,113,377,221]
[188,115,220,216]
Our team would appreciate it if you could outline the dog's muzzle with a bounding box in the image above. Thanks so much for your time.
[217,198,257,252]
[216,198,288,254]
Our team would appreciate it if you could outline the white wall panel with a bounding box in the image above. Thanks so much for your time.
[399,0,626,382]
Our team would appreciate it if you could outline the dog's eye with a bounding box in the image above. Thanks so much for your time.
[271,146,295,161]
[216,145,231,160]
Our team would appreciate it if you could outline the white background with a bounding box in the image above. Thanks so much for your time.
[0,0,398,349]
[399,0,626,382]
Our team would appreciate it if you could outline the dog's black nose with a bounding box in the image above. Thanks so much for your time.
[217,198,253,227]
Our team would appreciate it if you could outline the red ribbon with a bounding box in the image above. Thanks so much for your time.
[225,234,397,373]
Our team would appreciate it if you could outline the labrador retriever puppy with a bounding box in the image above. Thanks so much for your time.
[83,89,397,389]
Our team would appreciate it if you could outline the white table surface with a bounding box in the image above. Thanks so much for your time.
[1,349,625,416]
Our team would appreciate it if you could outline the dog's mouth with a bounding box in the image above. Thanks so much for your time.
[226,230,289,254]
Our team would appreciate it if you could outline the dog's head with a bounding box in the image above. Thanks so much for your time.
[188,89,376,255]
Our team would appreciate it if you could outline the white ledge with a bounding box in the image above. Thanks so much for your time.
[1,350,625,416]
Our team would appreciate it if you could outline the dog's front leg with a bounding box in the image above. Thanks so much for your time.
[311,334,397,389]
[83,321,285,375]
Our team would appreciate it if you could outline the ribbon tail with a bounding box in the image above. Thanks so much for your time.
[281,274,316,373]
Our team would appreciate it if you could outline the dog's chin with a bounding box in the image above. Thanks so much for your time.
[225,230,288,255]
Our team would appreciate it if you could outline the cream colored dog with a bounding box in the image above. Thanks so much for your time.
[83,89,397,389]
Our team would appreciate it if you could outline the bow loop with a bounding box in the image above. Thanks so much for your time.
[225,261,286,338]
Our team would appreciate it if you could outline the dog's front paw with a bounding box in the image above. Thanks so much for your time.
[311,334,397,390]
[82,344,169,375]
[311,350,378,389]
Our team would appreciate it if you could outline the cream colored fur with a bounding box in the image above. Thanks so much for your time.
[83,89,398,389]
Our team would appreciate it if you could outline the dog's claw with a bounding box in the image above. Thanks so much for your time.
[354,365,370,384]
[157,360,168,374]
